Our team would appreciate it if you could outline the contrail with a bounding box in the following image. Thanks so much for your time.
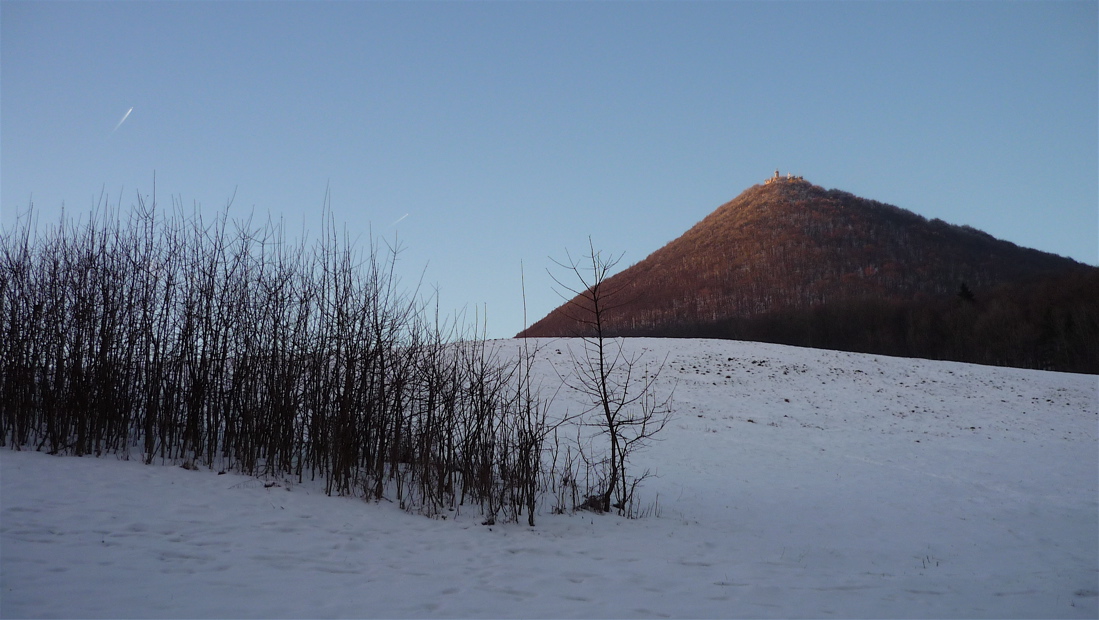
[390,213,409,226]
[111,107,133,134]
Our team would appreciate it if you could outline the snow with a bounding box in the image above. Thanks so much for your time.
[3,338,1096,618]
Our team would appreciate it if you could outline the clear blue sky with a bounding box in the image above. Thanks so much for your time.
[3,1,1096,339]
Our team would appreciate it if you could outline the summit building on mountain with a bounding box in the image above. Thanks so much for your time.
[764,170,805,185]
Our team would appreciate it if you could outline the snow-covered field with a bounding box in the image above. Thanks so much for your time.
[2,338,1096,618]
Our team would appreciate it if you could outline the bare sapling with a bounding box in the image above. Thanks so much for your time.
[548,238,674,516]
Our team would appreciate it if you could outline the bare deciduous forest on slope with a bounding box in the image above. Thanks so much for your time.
[521,180,1098,373]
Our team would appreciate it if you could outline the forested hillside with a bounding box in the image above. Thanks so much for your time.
[521,178,1097,372]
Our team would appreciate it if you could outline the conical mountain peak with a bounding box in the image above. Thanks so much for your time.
[520,179,1097,371]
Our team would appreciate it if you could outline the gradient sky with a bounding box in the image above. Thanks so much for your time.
[3,1,1096,339]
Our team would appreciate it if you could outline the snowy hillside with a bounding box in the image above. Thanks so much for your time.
[3,338,1096,618]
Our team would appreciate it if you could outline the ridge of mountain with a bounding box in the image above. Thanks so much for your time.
[519,177,1097,371]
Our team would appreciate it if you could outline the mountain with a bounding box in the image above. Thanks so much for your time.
[519,175,1098,372]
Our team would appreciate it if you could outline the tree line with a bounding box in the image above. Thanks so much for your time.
[0,196,563,523]
[639,270,1099,374]
[0,197,674,523]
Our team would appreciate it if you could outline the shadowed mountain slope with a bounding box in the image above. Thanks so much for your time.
[520,177,1097,372]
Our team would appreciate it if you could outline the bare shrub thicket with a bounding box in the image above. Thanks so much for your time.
[0,196,555,524]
